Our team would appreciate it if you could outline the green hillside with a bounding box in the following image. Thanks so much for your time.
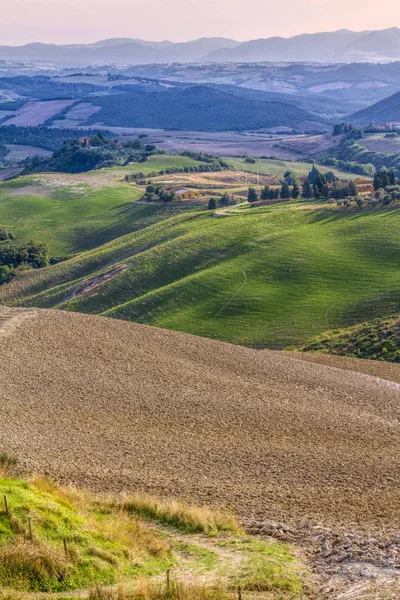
[300,314,400,362]
[0,155,205,256]
[227,157,363,180]
[3,201,400,349]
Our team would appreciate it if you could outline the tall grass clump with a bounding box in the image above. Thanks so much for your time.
[0,453,18,476]
[0,539,68,592]
[120,495,243,535]
[90,580,236,600]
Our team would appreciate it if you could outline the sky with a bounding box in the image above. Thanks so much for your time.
[0,0,399,45]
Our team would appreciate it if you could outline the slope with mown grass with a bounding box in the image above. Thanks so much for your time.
[0,475,307,598]
[2,202,400,349]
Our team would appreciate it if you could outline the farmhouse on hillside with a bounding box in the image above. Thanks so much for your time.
[163,187,199,200]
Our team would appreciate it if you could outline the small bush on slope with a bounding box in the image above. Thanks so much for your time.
[300,314,400,363]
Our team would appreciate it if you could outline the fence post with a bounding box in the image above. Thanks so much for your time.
[28,516,33,539]
[63,537,69,559]
[166,568,171,593]
[238,585,242,600]
[3,495,8,515]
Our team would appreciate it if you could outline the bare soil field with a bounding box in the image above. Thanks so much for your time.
[3,100,74,126]
[52,102,101,128]
[1,307,399,536]
[2,308,400,597]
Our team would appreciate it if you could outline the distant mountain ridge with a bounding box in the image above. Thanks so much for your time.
[2,29,400,65]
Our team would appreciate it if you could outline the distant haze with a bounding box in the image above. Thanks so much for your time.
[1,0,399,45]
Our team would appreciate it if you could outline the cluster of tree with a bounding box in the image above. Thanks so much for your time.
[326,129,400,176]
[335,185,400,210]
[21,135,162,175]
[0,126,111,152]
[0,76,103,101]
[320,157,375,177]
[208,193,236,209]
[333,123,354,136]
[299,166,327,199]
[0,100,26,112]
[373,168,396,190]
[0,240,49,285]
[0,227,15,241]
[328,181,358,200]
[180,151,229,169]
[143,185,177,203]
[0,144,8,163]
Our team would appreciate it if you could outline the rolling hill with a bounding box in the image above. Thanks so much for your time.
[1,191,400,350]
[0,37,240,65]
[348,90,400,125]
[2,29,400,64]
[85,86,322,131]
[1,306,400,535]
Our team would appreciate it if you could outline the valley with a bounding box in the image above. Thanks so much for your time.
[1,28,400,600]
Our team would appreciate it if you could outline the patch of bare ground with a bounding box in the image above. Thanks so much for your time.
[1,310,400,598]
[248,520,400,599]
[38,170,125,188]
[64,265,127,302]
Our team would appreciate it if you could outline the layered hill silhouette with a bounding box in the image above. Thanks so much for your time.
[2,28,400,64]
[1,307,399,532]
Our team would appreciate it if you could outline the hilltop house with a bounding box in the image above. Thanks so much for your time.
[354,179,375,194]
[163,187,199,200]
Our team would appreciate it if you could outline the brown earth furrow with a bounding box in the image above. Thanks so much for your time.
[0,308,399,536]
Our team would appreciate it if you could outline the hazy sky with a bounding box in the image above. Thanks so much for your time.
[1,0,399,45]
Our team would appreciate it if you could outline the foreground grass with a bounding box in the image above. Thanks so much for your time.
[0,477,307,597]
[121,495,242,536]
[0,477,172,592]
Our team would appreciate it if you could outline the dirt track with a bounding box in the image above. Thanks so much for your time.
[1,307,400,535]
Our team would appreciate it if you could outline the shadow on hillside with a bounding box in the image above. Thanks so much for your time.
[308,206,400,224]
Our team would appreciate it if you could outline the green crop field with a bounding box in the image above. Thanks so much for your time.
[228,157,364,180]
[3,200,400,349]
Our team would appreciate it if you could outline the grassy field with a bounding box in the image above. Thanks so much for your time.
[0,155,207,256]
[3,201,400,349]
[0,474,307,597]
[359,133,400,154]
[227,158,364,180]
